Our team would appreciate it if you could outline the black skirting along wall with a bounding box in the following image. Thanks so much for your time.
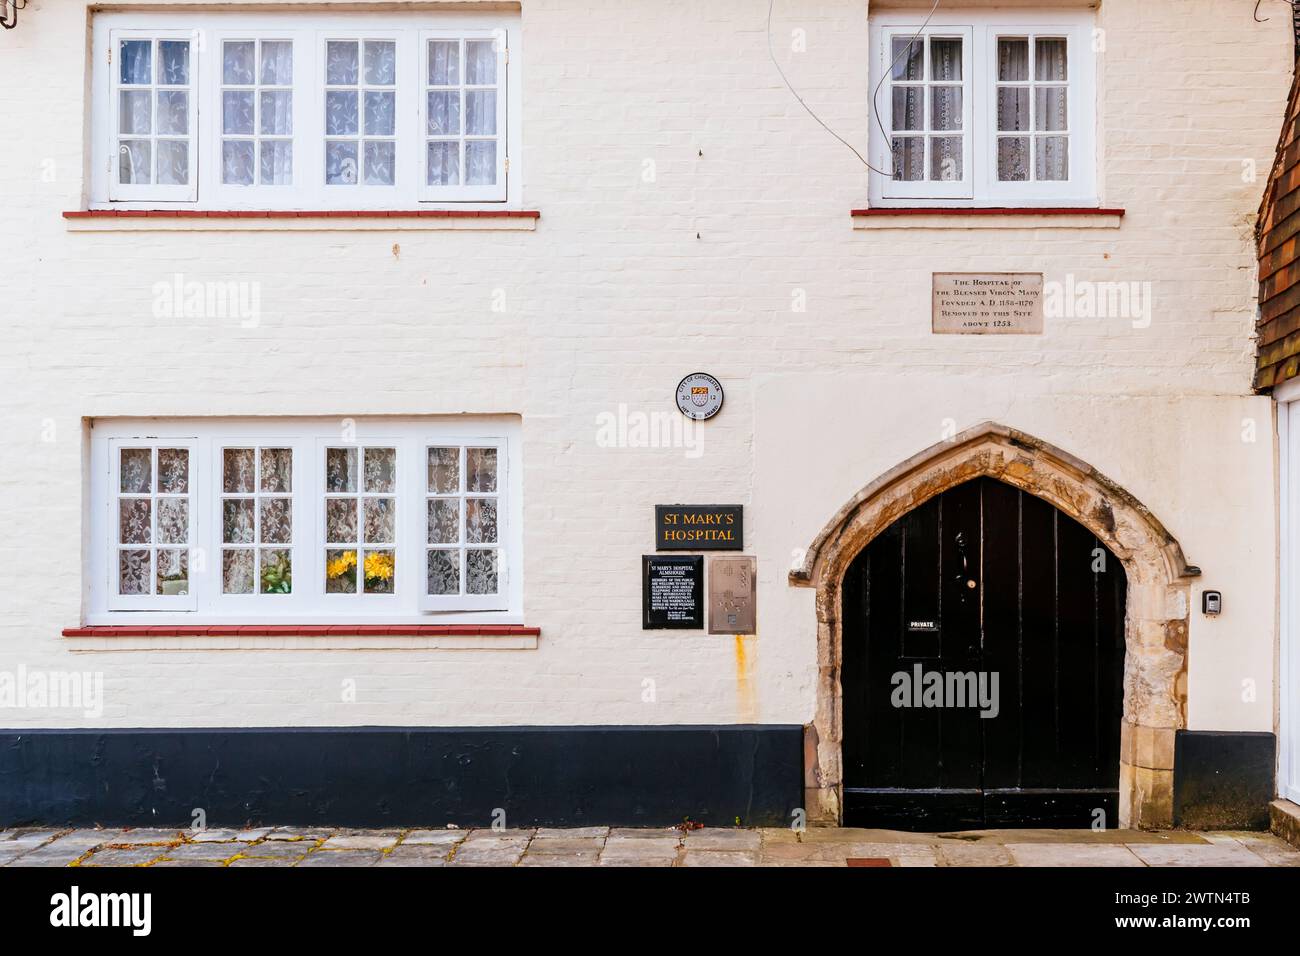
[1173,730,1277,830]
[0,725,803,829]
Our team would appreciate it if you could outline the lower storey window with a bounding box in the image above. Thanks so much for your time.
[90,418,520,622]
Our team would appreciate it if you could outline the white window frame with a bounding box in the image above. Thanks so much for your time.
[91,11,520,210]
[421,438,508,611]
[869,9,1098,208]
[87,418,523,625]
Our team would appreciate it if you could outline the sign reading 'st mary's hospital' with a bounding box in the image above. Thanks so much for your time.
[654,505,743,550]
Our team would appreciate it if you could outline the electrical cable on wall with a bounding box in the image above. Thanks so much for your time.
[766,0,943,178]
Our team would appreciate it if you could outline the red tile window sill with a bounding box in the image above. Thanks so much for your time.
[63,625,540,637]
[851,207,1125,217]
[64,209,539,220]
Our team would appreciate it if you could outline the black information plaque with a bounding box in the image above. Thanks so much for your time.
[654,504,743,551]
[642,555,704,629]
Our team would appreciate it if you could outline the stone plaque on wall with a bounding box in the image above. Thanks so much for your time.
[932,272,1044,334]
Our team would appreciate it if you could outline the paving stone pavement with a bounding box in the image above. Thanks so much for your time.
[0,825,1296,867]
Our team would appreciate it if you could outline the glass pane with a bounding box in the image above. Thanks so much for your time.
[326,549,358,593]
[427,141,460,186]
[223,499,255,544]
[466,40,497,85]
[326,40,359,85]
[363,550,395,594]
[931,87,961,131]
[890,137,924,181]
[465,90,496,135]
[261,40,293,85]
[260,141,293,185]
[997,88,1029,132]
[226,139,258,185]
[326,141,359,184]
[998,136,1031,182]
[364,40,397,85]
[159,41,190,85]
[224,90,255,135]
[428,498,460,544]
[260,448,292,492]
[466,549,498,594]
[119,550,151,595]
[465,141,496,186]
[326,448,357,492]
[427,91,461,135]
[1035,87,1068,132]
[156,140,188,186]
[1035,136,1069,181]
[890,37,923,81]
[156,90,188,135]
[930,38,962,81]
[363,497,395,544]
[260,498,292,544]
[1036,38,1068,81]
[157,448,188,493]
[223,41,255,85]
[998,38,1029,81]
[364,448,397,492]
[891,87,923,132]
[466,448,497,492]
[120,448,152,493]
[466,498,498,544]
[223,549,255,594]
[427,549,460,595]
[930,137,962,182]
[326,498,358,543]
[261,91,293,135]
[364,91,396,136]
[260,549,292,594]
[428,40,459,86]
[364,142,395,185]
[120,40,151,85]
[119,499,151,544]
[119,140,151,185]
[156,497,188,544]
[223,448,256,493]
[119,91,151,135]
[326,90,359,136]
[156,549,188,595]
[427,447,460,493]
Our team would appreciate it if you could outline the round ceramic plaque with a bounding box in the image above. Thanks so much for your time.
[675,372,724,421]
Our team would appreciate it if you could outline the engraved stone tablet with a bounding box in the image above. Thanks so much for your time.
[708,555,756,635]
[932,272,1044,334]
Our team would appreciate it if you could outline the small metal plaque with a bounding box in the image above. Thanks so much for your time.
[932,272,1044,334]
[655,504,743,551]
[675,372,724,421]
[708,555,756,635]
[643,555,704,629]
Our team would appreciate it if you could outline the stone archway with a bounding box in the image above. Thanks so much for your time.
[789,422,1197,830]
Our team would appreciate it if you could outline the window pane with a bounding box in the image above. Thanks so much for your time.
[363,141,396,185]
[119,140,151,185]
[261,41,294,85]
[428,40,460,85]
[428,499,460,544]
[260,141,293,185]
[363,497,396,544]
[891,87,923,131]
[465,90,497,135]
[120,499,152,543]
[260,498,292,544]
[427,91,461,135]
[326,549,358,593]
[465,141,496,186]
[1035,136,1069,181]
[326,40,359,85]
[997,38,1028,81]
[1035,87,1067,132]
[158,449,189,493]
[326,448,357,492]
[364,448,397,493]
[120,448,152,492]
[465,40,497,84]
[427,550,460,595]
[428,447,460,492]
[120,40,151,85]
[223,549,255,594]
[363,550,395,593]
[466,448,498,492]
[260,91,293,135]
[890,137,924,181]
[997,88,1029,132]
[120,91,151,134]
[260,448,292,492]
[158,41,190,85]
[156,142,187,185]
[326,90,359,136]
[466,549,498,594]
[260,549,292,594]
[224,41,255,85]
[931,87,961,131]
[930,137,962,182]
[224,91,255,135]
[157,498,188,544]
[326,141,359,184]
[156,549,188,595]
[156,90,188,135]
[1035,38,1068,81]
[364,91,396,135]
[119,550,151,595]
[890,37,923,81]
[223,499,255,544]
[466,498,498,544]
[997,136,1030,181]
[427,141,460,186]
[929,38,962,81]
[326,498,358,543]
[364,40,397,85]
[223,448,256,493]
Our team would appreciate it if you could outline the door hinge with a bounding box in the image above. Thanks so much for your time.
[107,45,112,65]
[504,47,509,65]
[504,156,510,172]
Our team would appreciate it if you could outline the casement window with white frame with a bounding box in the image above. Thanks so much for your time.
[91,11,518,209]
[868,9,1097,207]
[88,419,522,624]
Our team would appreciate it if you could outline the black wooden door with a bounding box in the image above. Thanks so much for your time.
[841,478,1126,830]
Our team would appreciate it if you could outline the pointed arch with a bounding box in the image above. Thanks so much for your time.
[791,422,1197,830]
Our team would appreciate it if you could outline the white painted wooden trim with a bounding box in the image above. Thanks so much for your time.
[1280,400,1300,802]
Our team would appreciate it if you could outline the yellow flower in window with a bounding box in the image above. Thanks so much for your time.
[327,550,357,578]
[364,551,394,581]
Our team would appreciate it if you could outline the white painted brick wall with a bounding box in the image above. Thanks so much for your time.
[0,0,1290,732]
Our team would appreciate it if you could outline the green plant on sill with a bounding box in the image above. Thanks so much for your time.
[260,553,292,594]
